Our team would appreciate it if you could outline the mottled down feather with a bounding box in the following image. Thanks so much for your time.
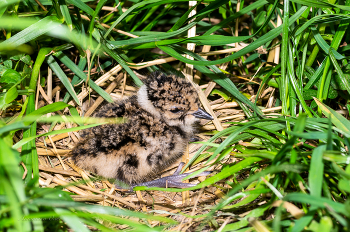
[72,73,209,185]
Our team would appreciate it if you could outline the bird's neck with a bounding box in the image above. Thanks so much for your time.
[137,85,161,118]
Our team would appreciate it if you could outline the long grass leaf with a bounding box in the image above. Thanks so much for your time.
[54,51,113,102]
[289,0,350,11]
[304,58,326,90]
[101,43,143,86]
[0,122,30,135]
[157,6,307,66]
[66,0,94,16]
[0,16,62,49]
[59,0,73,30]
[21,47,52,183]
[55,208,90,232]
[13,123,104,149]
[47,55,81,105]
[311,27,345,59]
[309,145,326,197]
[329,49,350,95]
[314,98,350,137]
[284,193,349,216]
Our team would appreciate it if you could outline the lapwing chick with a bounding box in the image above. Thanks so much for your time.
[72,72,213,189]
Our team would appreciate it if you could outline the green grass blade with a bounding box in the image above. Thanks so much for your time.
[55,208,90,232]
[309,145,326,197]
[31,198,176,224]
[0,16,62,49]
[329,49,350,95]
[0,139,26,201]
[311,27,345,59]
[47,55,81,105]
[304,58,326,90]
[210,164,305,213]
[0,138,28,231]
[88,0,107,36]
[109,21,197,47]
[204,0,268,35]
[290,0,350,11]
[21,47,52,183]
[156,6,307,66]
[104,0,166,38]
[59,0,73,30]
[287,44,312,117]
[26,102,71,118]
[54,51,113,102]
[314,98,350,137]
[12,123,103,150]
[0,122,30,135]
[295,14,349,36]
[284,193,349,216]
[101,43,143,86]
[168,3,198,32]
[66,0,94,16]
[0,84,18,110]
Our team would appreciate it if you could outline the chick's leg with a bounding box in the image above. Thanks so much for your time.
[131,162,211,189]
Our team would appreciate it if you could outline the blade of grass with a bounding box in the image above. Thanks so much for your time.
[309,145,326,197]
[66,0,94,16]
[54,51,113,102]
[21,47,52,184]
[0,138,29,231]
[0,16,62,49]
[284,193,349,216]
[314,98,350,137]
[156,6,307,66]
[101,42,143,86]
[287,43,312,117]
[47,55,81,105]
[59,0,73,30]
[329,49,350,95]
[13,123,104,149]
[209,164,305,214]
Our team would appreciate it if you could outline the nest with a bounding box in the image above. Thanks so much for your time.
[16,61,281,230]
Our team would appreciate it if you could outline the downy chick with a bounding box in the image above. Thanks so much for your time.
[72,72,213,189]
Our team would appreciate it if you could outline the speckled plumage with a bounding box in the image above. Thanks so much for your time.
[72,72,213,188]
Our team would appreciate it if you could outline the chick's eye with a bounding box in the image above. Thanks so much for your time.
[170,107,183,113]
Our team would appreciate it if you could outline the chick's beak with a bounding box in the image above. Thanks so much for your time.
[192,108,214,120]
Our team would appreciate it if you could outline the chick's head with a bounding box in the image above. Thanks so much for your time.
[137,73,213,127]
